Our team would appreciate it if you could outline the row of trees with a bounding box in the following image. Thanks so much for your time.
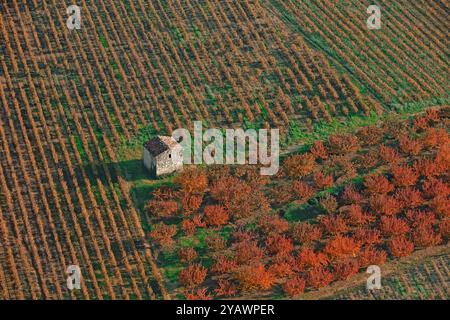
[283,0,449,103]
[0,0,171,299]
[146,108,449,299]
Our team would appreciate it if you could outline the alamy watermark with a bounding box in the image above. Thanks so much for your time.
[172,121,279,176]
[66,4,381,31]
[367,5,381,30]
[67,5,81,30]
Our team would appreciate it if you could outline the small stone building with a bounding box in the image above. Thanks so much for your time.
[143,136,183,177]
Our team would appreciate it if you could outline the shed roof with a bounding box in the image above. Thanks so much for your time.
[144,136,178,157]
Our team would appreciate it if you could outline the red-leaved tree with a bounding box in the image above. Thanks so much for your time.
[388,236,414,258]
[344,204,374,226]
[179,247,198,264]
[184,288,212,300]
[310,141,328,160]
[283,153,316,177]
[319,215,348,235]
[370,194,402,216]
[292,181,315,203]
[145,200,178,218]
[306,266,334,289]
[390,165,418,187]
[358,246,387,267]
[364,174,394,194]
[204,205,229,227]
[353,229,383,246]
[258,214,289,235]
[291,222,322,245]
[379,145,401,164]
[324,236,360,259]
[234,241,265,265]
[211,256,237,275]
[149,223,177,248]
[265,235,294,255]
[341,185,364,204]
[380,216,410,237]
[174,167,208,195]
[394,188,423,209]
[215,279,237,297]
[313,172,334,190]
[333,259,360,281]
[235,264,276,292]
[180,194,203,216]
[412,226,441,248]
[328,134,359,155]
[282,276,306,297]
[295,248,328,271]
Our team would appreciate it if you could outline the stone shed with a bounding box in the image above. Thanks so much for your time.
[143,136,183,177]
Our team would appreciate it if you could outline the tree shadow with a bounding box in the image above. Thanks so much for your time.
[66,158,177,231]
[283,202,323,222]
[117,159,150,182]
